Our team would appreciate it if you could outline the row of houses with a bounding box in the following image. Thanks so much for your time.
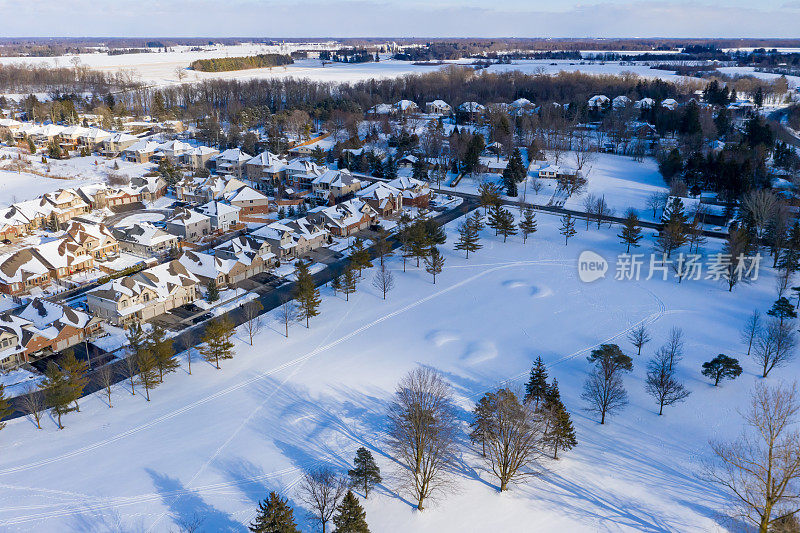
[0,177,166,242]
[0,297,102,369]
[0,220,120,294]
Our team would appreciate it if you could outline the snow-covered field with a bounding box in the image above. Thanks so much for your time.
[0,206,782,532]
[3,43,798,88]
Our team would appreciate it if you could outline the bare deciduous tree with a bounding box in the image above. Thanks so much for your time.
[644,349,691,415]
[276,294,298,338]
[371,263,395,300]
[120,355,138,395]
[753,318,797,378]
[741,310,763,357]
[627,324,652,356]
[241,300,264,346]
[662,326,685,372]
[581,344,632,424]
[646,192,667,219]
[705,382,800,532]
[297,467,347,533]
[20,385,45,429]
[475,388,544,491]
[387,367,458,510]
[96,364,114,408]
[742,189,780,244]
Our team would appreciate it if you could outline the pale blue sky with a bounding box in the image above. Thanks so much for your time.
[1,0,798,38]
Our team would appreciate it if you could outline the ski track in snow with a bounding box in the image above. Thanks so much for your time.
[0,258,668,528]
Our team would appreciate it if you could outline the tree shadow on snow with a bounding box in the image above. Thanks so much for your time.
[145,468,246,532]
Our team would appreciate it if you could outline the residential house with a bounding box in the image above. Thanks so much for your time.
[246,151,288,189]
[156,140,193,164]
[183,145,219,171]
[425,100,452,116]
[130,175,167,202]
[588,95,610,109]
[394,100,419,115]
[196,201,241,232]
[33,238,95,279]
[78,128,112,151]
[308,199,377,237]
[122,139,161,163]
[214,148,251,178]
[101,133,139,156]
[65,220,119,260]
[387,176,431,208]
[311,169,361,205]
[0,249,51,294]
[42,189,90,223]
[111,222,180,257]
[251,217,328,259]
[86,260,199,326]
[357,181,403,216]
[223,185,270,218]
[284,159,324,192]
[165,208,212,241]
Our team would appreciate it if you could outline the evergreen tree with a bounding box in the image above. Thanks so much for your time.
[294,260,322,327]
[350,237,372,275]
[767,297,797,327]
[199,317,235,369]
[348,447,382,498]
[701,354,743,386]
[136,346,159,401]
[524,356,548,407]
[518,207,538,244]
[618,209,643,253]
[249,492,300,533]
[545,401,577,459]
[206,279,220,303]
[331,274,342,296]
[424,246,445,284]
[559,214,577,245]
[469,211,485,233]
[41,361,75,429]
[341,265,358,301]
[332,491,370,533]
[477,182,500,213]
[454,218,481,258]
[502,165,518,197]
[486,203,503,236]
[408,220,431,267]
[149,325,178,382]
[496,208,517,242]
[0,384,11,431]
[59,350,88,412]
[383,156,397,180]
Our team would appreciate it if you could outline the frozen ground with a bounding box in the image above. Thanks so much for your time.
[2,44,798,88]
[0,205,784,532]
[444,153,670,222]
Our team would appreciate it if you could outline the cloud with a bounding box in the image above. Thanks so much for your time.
[0,0,798,37]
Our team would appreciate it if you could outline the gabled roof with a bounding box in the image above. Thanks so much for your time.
[196,200,241,218]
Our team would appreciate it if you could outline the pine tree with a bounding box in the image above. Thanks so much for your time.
[0,384,11,431]
[199,317,235,369]
[332,491,370,533]
[518,207,538,244]
[469,211,485,233]
[206,279,220,303]
[249,491,300,533]
[59,350,89,412]
[618,210,643,253]
[295,260,322,327]
[524,357,548,407]
[136,347,159,401]
[496,208,517,242]
[502,165,518,197]
[149,325,178,382]
[701,354,743,386]
[454,219,481,258]
[559,214,577,245]
[341,265,358,301]
[409,220,430,267]
[348,447,382,498]
[767,297,797,327]
[487,204,503,236]
[424,246,445,284]
[331,274,342,296]
[350,237,372,275]
[41,361,75,429]
[545,401,577,459]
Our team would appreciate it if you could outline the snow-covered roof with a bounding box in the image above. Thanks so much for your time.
[196,200,241,218]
